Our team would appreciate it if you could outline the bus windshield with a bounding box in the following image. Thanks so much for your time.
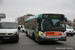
[41,19,65,31]
[0,22,17,29]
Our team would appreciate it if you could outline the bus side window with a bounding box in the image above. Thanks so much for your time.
[28,19,35,30]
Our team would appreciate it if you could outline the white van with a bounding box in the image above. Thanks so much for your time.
[0,18,19,43]
[66,24,75,36]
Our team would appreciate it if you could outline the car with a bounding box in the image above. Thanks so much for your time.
[20,25,25,32]
[18,25,25,32]
[66,24,75,36]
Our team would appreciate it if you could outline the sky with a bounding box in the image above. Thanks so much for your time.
[0,0,75,21]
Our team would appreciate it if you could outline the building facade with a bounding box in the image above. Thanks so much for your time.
[17,14,34,25]
[73,19,75,30]
[17,17,24,25]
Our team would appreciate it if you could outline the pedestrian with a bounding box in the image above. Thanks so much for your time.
[18,26,21,31]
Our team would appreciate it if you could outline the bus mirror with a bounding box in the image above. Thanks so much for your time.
[26,21,27,23]
[37,18,41,23]
[65,18,67,22]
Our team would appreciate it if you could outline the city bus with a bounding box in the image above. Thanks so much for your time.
[24,13,67,42]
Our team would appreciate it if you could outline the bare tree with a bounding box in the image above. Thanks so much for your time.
[66,20,73,26]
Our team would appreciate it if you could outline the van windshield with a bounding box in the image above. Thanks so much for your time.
[0,22,17,29]
[66,25,71,29]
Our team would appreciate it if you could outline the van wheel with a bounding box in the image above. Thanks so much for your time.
[70,34,73,36]
[14,39,19,43]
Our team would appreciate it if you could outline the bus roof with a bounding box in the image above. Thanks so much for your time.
[25,15,40,22]
[25,13,65,22]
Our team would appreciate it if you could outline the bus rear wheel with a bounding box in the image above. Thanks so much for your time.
[32,33,35,40]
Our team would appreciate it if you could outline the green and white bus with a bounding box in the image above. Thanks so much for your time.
[24,13,67,42]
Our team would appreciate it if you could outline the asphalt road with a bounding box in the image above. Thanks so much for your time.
[0,31,75,50]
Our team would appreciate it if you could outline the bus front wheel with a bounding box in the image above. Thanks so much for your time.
[25,31,28,36]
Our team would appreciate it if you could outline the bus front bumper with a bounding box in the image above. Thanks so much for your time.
[38,36,66,41]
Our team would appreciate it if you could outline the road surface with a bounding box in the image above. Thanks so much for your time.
[0,31,75,50]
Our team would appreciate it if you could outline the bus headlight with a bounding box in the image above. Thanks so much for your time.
[38,32,45,36]
[39,32,41,35]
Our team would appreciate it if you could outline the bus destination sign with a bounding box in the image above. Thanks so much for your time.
[42,14,63,18]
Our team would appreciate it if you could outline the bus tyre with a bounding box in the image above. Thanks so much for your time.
[32,33,35,40]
